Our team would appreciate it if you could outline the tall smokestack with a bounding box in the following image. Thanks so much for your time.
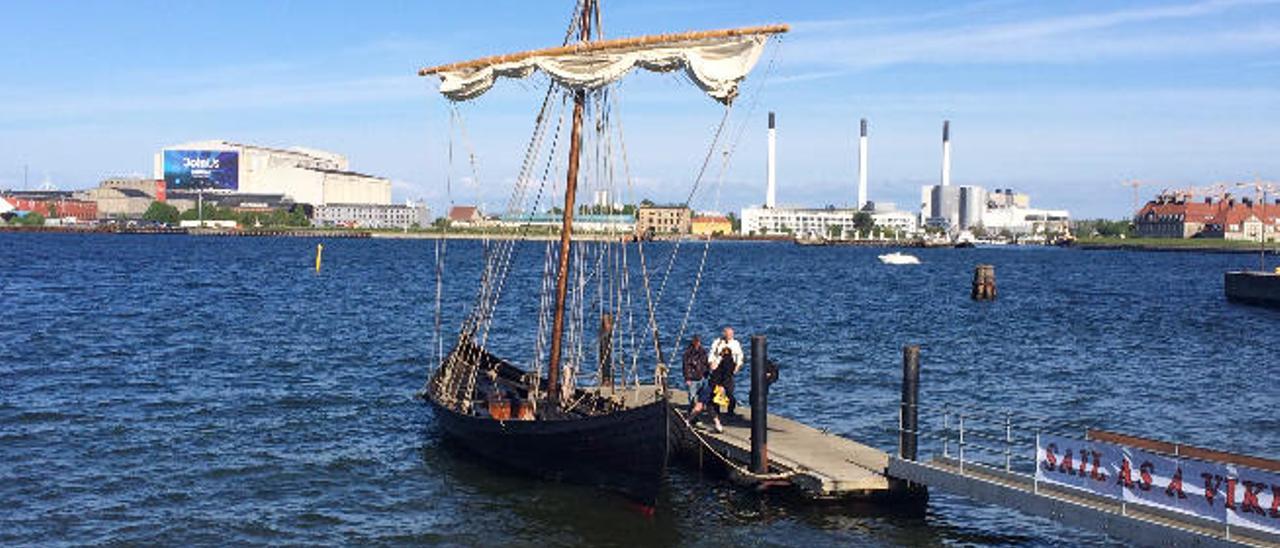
[766,112,776,208]
[857,118,868,210]
[941,120,952,187]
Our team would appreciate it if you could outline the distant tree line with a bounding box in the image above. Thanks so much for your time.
[142,201,309,227]
[3,212,46,226]
[1073,219,1133,238]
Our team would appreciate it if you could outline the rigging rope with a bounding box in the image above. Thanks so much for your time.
[670,42,781,351]
[670,406,797,482]
[432,28,787,408]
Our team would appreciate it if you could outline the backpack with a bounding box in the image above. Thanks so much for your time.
[765,359,780,386]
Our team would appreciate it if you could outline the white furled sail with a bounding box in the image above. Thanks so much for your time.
[419,25,788,104]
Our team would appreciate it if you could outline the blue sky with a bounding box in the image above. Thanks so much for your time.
[1,0,1278,218]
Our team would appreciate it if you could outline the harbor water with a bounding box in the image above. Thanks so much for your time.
[2,233,1276,546]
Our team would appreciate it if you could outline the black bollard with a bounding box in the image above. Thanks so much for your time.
[900,345,920,461]
[750,335,769,474]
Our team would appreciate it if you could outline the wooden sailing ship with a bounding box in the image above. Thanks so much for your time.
[417,1,786,505]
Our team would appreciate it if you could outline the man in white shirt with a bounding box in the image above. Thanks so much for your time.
[709,326,743,372]
[708,326,744,414]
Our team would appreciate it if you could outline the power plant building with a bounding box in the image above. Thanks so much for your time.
[741,112,918,238]
[922,184,1069,235]
[917,121,1070,236]
[153,141,391,206]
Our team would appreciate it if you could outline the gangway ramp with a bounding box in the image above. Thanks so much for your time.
[891,456,1278,547]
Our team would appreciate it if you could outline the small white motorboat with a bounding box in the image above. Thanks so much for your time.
[878,252,921,265]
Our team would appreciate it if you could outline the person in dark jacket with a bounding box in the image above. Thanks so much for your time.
[681,335,709,409]
[688,349,735,433]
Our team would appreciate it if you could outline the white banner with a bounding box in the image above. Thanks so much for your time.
[1036,435,1123,498]
[1036,434,1280,534]
[1227,463,1280,535]
[1117,445,1220,522]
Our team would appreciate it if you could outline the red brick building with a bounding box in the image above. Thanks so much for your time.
[3,191,98,221]
[1135,194,1280,241]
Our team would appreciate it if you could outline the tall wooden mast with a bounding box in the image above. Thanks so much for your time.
[546,0,595,405]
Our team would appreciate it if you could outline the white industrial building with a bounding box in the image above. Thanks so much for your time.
[922,185,986,230]
[981,189,1071,235]
[920,184,1070,235]
[740,112,918,238]
[153,141,391,206]
[917,121,1070,236]
[314,201,430,229]
[742,202,915,238]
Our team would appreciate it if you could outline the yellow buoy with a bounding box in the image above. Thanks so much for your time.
[315,243,324,273]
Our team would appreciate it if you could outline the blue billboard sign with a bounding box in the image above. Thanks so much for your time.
[163,150,239,190]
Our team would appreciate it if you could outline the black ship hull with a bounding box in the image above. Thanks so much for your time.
[1225,271,1280,309]
[428,395,669,505]
[424,344,670,505]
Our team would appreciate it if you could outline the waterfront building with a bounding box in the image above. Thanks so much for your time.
[1135,193,1280,241]
[1,190,98,222]
[741,206,847,237]
[921,185,987,230]
[153,140,391,207]
[988,188,1031,209]
[690,215,732,236]
[497,213,635,233]
[82,177,165,219]
[980,205,1072,236]
[867,203,918,234]
[636,205,691,236]
[315,202,431,229]
[447,205,485,227]
[742,203,918,238]
[1216,204,1280,242]
[920,184,1069,235]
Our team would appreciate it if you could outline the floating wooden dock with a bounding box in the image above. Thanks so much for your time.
[611,386,913,500]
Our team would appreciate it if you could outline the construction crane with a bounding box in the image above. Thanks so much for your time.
[1121,179,1155,214]
[1234,176,1278,200]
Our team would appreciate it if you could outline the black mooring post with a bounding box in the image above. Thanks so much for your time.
[750,335,769,474]
[900,345,920,461]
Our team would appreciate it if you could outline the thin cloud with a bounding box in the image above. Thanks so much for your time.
[791,0,1023,32]
[785,0,1280,71]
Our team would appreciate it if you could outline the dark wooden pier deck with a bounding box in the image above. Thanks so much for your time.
[610,386,903,500]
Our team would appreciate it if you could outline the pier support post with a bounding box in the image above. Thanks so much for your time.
[971,264,997,300]
[750,335,769,474]
[900,345,920,461]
